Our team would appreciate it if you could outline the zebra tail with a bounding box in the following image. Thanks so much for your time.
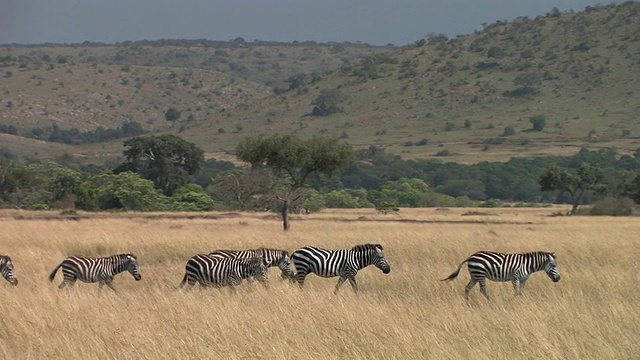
[441,258,469,282]
[48,262,63,282]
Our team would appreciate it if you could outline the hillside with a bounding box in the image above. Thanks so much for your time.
[1,3,639,164]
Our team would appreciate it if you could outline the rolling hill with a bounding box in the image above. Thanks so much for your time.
[1,2,639,164]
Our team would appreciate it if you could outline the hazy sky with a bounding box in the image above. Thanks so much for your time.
[1,0,608,46]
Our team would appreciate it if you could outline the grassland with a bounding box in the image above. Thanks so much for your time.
[0,207,637,359]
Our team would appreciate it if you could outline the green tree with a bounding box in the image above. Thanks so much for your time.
[115,135,204,196]
[9,162,81,209]
[311,89,347,116]
[236,135,354,230]
[380,178,430,207]
[164,108,181,122]
[77,171,165,211]
[513,72,542,90]
[530,115,546,131]
[617,173,640,204]
[168,184,217,211]
[539,162,607,215]
[324,189,373,208]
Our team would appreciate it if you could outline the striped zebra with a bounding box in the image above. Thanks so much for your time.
[208,248,294,280]
[179,255,268,289]
[290,243,391,294]
[48,253,142,292]
[442,251,561,300]
[0,255,18,286]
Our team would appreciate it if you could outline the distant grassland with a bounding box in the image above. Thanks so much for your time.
[0,208,637,359]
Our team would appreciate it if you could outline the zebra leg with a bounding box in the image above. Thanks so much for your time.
[103,278,118,293]
[478,278,489,300]
[512,279,522,296]
[514,277,528,295]
[464,278,478,300]
[59,278,75,289]
[348,277,358,292]
[295,271,308,288]
[334,276,347,294]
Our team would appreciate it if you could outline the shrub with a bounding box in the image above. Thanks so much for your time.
[589,197,635,216]
[530,115,546,131]
[479,199,504,208]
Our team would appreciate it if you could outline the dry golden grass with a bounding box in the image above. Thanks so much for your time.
[0,208,637,359]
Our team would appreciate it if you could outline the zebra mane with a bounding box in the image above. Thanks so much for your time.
[521,251,554,258]
[255,248,289,260]
[351,243,383,252]
[0,255,10,265]
[107,253,136,260]
[240,256,267,266]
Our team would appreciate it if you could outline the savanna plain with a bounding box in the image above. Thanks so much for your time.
[0,208,637,359]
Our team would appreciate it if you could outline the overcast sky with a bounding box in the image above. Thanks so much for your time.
[1,0,608,46]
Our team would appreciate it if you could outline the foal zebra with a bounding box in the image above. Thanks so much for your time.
[48,253,142,292]
[208,248,294,279]
[290,243,391,294]
[0,255,18,286]
[442,251,560,300]
[180,255,268,289]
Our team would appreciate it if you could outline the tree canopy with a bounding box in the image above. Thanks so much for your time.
[115,135,204,196]
[539,162,607,214]
[236,135,354,229]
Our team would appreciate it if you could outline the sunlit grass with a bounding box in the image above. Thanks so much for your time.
[0,208,637,359]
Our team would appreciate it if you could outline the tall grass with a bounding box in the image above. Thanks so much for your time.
[0,208,637,359]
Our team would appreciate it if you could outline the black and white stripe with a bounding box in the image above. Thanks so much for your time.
[442,250,561,300]
[180,255,268,288]
[48,253,142,292]
[0,255,18,286]
[290,243,391,293]
[208,248,294,279]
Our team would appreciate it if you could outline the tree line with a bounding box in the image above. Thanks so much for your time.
[1,134,639,223]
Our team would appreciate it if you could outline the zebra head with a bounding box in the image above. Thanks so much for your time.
[0,256,17,286]
[544,252,560,282]
[276,252,295,280]
[373,244,391,274]
[354,244,391,274]
[124,254,142,281]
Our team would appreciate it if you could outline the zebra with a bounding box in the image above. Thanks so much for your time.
[0,255,18,286]
[208,248,294,280]
[179,255,268,289]
[48,253,142,292]
[290,243,391,294]
[442,251,561,300]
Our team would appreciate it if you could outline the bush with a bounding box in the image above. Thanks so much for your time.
[530,115,546,131]
[502,126,516,136]
[589,197,635,216]
[478,199,504,208]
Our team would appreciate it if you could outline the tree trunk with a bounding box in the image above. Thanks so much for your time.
[281,198,290,231]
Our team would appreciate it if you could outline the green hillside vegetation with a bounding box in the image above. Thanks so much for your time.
[1,2,639,164]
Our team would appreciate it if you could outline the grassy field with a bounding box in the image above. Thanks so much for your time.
[0,208,637,359]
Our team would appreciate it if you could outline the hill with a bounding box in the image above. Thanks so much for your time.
[1,2,639,164]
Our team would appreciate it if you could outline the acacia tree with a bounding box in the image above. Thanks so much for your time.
[236,135,354,230]
[539,162,607,215]
[115,135,204,196]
